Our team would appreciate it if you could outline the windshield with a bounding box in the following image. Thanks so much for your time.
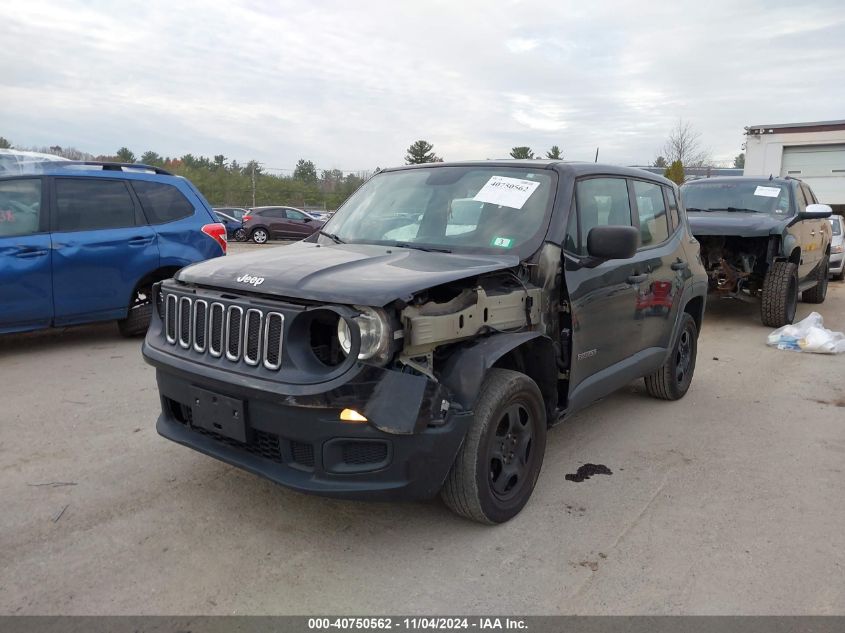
[320,166,555,254]
[681,181,791,215]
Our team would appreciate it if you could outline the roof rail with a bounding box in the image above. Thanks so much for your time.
[52,161,174,176]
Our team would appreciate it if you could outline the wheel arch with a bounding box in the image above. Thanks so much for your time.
[683,295,705,333]
[123,266,182,314]
[439,332,558,421]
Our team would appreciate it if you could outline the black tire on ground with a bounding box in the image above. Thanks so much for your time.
[760,261,798,327]
[802,255,829,304]
[234,228,246,242]
[644,312,698,401]
[440,369,547,524]
[117,286,153,337]
[251,228,268,244]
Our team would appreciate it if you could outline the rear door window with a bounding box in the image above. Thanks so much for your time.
[131,180,194,224]
[55,178,136,232]
[0,178,43,237]
[633,180,669,247]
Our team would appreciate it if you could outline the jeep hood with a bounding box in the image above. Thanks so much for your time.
[175,241,520,305]
[688,211,787,237]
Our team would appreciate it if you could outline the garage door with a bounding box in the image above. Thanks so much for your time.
[781,144,845,178]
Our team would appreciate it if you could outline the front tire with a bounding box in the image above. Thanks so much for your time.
[802,256,829,304]
[644,312,698,400]
[251,228,268,244]
[761,261,798,327]
[441,369,547,524]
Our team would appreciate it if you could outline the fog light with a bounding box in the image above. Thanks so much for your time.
[340,408,368,423]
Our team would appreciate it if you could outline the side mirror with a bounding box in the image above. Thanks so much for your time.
[801,203,832,219]
[586,225,639,260]
[303,217,313,222]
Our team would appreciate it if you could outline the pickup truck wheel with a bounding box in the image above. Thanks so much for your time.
[760,261,798,327]
[441,369,547,524]
[644,312,697,401]
[251,228,268,244]
[117,286,152,337]
[801,256,829,304]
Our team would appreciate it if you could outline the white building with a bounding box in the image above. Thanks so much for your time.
[744,120,845,213]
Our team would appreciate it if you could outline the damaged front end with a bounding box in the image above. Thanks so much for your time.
[696,235,778,299]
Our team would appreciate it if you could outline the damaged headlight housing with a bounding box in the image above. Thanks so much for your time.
[337,306,391,362]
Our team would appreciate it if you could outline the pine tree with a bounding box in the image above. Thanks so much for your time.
[510,146,534,159]
[405,140,441,164]
[546,145,562,159]
[664,160,685,185]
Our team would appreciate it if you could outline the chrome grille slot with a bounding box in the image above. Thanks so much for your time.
[193,300,208,352]
[208,303,225,357]
[178,297,192,349]
[225,306,244,361]
[165,294,177,344]
[243,309,263,366]
[263,312,284,370]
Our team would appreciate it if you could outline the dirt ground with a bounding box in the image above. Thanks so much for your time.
[1,242,843,614]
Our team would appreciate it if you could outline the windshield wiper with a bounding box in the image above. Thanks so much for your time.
[318,230,345,244]
[707,207,759,213]
[393,242,452,253]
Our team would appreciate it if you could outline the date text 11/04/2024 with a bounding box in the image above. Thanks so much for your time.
[307,617,528,630]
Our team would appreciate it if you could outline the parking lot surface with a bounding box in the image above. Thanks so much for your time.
[1,241,844,615]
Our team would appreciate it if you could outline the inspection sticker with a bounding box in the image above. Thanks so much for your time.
[473,176,540,209]
[491,236,514,248]
[754,185,781,198]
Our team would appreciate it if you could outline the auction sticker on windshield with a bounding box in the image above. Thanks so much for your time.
[473,176,540,209]
[754,186,781,198]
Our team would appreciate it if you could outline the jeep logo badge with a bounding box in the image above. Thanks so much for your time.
[236,274,265,286]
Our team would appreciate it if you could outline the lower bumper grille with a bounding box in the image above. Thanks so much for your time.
[166,398,314,470]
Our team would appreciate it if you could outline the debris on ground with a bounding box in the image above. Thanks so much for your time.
[565,464,613,482]
[767,312,845,354]
[27,481,77,488]
[52,504,69,523]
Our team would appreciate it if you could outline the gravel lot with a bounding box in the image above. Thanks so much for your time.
[1,241,844,615]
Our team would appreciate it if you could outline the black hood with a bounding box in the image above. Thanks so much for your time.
[687,211,788,237]
[175,242,520,306]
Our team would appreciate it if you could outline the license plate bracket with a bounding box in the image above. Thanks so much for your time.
[189,386,248,443]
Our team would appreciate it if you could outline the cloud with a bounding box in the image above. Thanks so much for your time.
[1,0,844,169]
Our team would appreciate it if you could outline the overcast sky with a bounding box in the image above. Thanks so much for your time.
[2,0,844,172]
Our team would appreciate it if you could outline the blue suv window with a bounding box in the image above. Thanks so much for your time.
[55,178,136,231]
[0,178,42,237]
[132,180,194,224]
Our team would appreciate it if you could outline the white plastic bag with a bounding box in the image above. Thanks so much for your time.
[766,312,845,354]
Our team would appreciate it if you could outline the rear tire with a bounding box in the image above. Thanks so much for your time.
[117,286,152,337]
[441,369,547,524]
[234,228,246,242]
[761,261,798,327]
[644,312,698,401]
[251,228,268,244]
[802,256,829,304]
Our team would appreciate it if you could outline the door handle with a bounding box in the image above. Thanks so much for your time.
[810,230,816,236]
[15,249,48,259]
[627,273,648,284]
[671,260,688,271]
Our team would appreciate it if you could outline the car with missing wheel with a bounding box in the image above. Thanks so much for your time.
[681,177,833,327]
[143,161,707,523]
[0,161,226,337]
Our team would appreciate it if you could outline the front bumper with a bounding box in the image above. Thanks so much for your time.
[830,252,844,274]
[145,346,472,501]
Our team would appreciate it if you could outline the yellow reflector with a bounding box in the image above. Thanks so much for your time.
[340,408,368,422]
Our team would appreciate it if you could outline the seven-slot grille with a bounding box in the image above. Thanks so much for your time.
[164,293,284,370]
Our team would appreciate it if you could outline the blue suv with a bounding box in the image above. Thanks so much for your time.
[0,161,226,337]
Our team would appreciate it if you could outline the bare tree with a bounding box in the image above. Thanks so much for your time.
[661,119,709,168]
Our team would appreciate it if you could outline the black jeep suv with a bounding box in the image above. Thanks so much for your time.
[681,177,832,327]
[143,162,707,523]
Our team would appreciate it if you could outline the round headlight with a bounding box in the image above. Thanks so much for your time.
[337,306,391,361]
